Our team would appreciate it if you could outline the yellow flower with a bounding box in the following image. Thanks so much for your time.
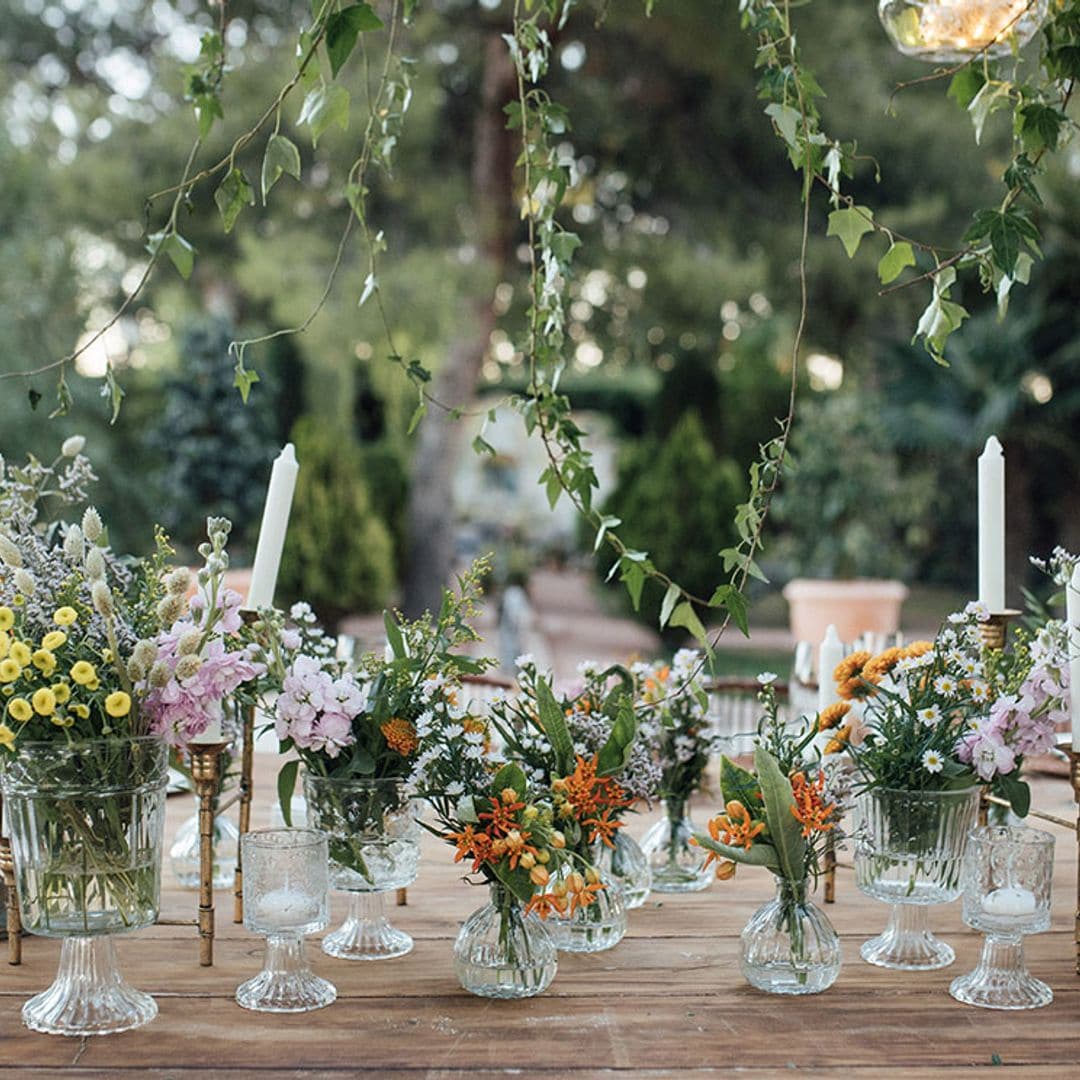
[41,631,67,651]
[51,682,71,704]
[10,641,31,668]
[0,723,15,750]
[86,677,100,691]
[2,686,12,697]
[101,648,113,664]
[31,688,57,716]
[51,714,74,728]
[69,703,90,720]
[0,607,13,631]
[53,607,78,626]
[0,631,9,659]
[70,661,97,685]
[8,698,32,723]
[0,658,21,683]
[104,691,131,718]
[32,649,56,673]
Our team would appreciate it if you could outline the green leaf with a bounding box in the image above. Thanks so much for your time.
[826,206,875,258]
[407,399,426,435]
[998,775,1031,818]
[877,241,915,285]
[764,102,801,148]
[277,760,299,827]
[383,610,405,659]
[596,697,638,777]
[947,66,985,109]
[261,133,302,203]
[1018,103,1063,155]
[103,366,125,424]
[298,83,350,146]
[670,601,709,647]
[619,559,646,612]
[214,167,255,234]
[754,746,807,885]
[232,364,260,404]
[147,231,196,280]
[326,4,383,79]
[492,859,536,904]
[659,582,680,630]
[968,81,1010,145]
[720,755,763,810]
[492,762,528,801]
[472,435,496,457]
[537,678,575,777]
[695,832,780,870]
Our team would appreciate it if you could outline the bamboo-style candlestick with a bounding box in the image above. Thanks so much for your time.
[823,832,836,904]
[0,791,20,965]
[233,701,256,924]
[190,740,230,967]
[1071,749,1080,977]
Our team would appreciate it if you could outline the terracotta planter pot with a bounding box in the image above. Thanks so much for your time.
[782,578,909,646]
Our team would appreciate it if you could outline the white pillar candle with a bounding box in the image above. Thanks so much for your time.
[978,436,1006,612]
[246,444,299,612]
[1067,563,1080,750]
[981,885,1037,918]
[188,716,224,745]
[818,624,845,713]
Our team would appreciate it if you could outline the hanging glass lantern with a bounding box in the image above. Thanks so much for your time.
[878,0,1048,63]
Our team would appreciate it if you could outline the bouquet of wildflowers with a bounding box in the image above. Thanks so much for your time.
[819,601,1068,816]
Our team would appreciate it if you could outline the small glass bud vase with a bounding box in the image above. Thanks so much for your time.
[169,811,240,890]
[949,825,1055,1010]
[453,883,558,999]
[236,828,335,1014]
[548,858,627,953]
[878,0,1048,63]
[740,877,842,995]
[640,798,712,893]
[595,829,652,909]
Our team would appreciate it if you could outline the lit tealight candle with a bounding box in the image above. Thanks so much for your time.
[255,887,320,931]
[981,885,1037,918]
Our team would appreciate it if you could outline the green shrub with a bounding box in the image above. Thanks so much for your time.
[277,418,395,628]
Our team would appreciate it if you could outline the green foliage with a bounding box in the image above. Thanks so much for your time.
[277,417,395,628]
[599,412,743,631]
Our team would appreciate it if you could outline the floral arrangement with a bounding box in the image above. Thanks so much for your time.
[818,601,1069,815]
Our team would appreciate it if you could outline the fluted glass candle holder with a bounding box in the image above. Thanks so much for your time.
[949,824,1055,1010]
[236,828,336,1013]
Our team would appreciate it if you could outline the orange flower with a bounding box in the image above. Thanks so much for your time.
[582,807,624,848]
[445,825,494,872]
[555,754,632,823]
[565,871,605,915]
[817,701,851,732]
[524,891,567,919]
[380,717,419,756]
[901,640,934,659]
[714,859,737,881]
[789,770,837,838]
[862,647,905,685]
[495,828,539,870]
[479,794,525,837]
[824,725,852,756]
[833,651,873,700]
[706,800,766,852]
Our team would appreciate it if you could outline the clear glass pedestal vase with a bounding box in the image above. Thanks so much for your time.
[236,933,337,1013]
[854,786,979,971]
[1,736,168,1036]
[548,866,627,954]
[740,878,842,996]
[169,811,240,890]
[640,800,712,893]
[949,933,1053,1010]
[303,773,420,961]
[453,884,558,999]
[596,830,652,909]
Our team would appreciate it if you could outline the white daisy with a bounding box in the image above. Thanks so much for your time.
[969,679,991,703]
[917,704,941,728]
[757,671,778,686]
[933,675,958,696]
[922,749,944,773]
[964,600,991,622]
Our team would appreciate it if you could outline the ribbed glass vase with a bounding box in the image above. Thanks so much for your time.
[595,829,652,909]
[547,859,627,954]
[640,798,712,893]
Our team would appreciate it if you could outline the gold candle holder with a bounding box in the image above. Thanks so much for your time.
[190,740,230,967]
[0,791,21,965]
[978,609,1022,651]
[233,701,256,924]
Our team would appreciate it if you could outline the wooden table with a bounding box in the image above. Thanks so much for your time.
[2,769,1077,1078]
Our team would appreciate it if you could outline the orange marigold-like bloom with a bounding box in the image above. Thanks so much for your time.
[834,651,873,700]
[901,640,934,659]
[824,724,852,756]
[380,717,419,756]
[817,701,851,732]
[789,771,838,838]
[862,646,905,685]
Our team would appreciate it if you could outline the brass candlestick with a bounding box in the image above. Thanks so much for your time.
[190,740,230,967]
[233,700,256,924]
[0,790,20,965]
[978,609,1022,651]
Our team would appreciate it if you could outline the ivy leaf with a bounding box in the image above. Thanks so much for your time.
[103,366,125,424]
[947,66,985,109]
[764,102,801,148]
[214,167,254,234]
[670,601,709,648]
[147,230,196,280]
[326,4,383,79]
[877,241,916,285]
[659,582,680,629]
[968,81,1010,145]
[261,133,302,204]
[298,83,351,146]
[826,206,874,258]
[710,584,750,638]
[407,399,426,435]
[619,558,646,612]
[1003,154,1042,206]
[964,209,1039,276]
[913,268,969,365]
[233,364,260,404]
[1017,103,1064,155]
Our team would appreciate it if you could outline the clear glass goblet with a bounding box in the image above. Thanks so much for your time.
[236,828,336,1013]
[949,824,1055,1010]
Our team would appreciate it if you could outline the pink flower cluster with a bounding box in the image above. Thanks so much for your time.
[275,655,367,759]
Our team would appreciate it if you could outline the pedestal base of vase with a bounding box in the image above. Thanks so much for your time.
[860,903,954,970]
[640,815,711,894]
[949,935,1053,1010]
[322,891,413,960]
[236,934,336,1013]
[23,937,157,1036]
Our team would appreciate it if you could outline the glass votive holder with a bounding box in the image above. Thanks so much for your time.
[949,824,1055,1010]
[236,828,336,1013]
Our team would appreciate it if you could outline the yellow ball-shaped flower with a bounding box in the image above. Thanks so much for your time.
[31,688,57,717]
[0,631,9,660]
[41,631,67,651]
[0,723,15,750]
[53,607,78,626]
[69,703,90,720]
[104,691,132,718]
[0,607,13,632]
[0,659,21,684]
[51,714,74,728]
[8,698,32,723]
[85,677,100,691]
[70,661,97,686]
[32,649,56,674]
[10,642,31,668]
[50,682,71,704]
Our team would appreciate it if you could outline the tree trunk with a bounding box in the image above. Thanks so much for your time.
[402,33,517,617]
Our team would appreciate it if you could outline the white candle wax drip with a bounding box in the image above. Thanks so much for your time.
[255,887,320,930]
[981,885,1037,918]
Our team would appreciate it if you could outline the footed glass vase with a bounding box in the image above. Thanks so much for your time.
[740,877,842,995]
[548,859,627,953]
[640,799,712,893]
[854,786,979,970]
[596,829,652,909]
[1,737,168,1035]
[453,883,558,999]
[169,810,240,890]
[303,773,420,960]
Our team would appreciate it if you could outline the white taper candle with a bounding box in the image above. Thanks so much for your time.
[246,444,299,612]
[978,436,1006,612]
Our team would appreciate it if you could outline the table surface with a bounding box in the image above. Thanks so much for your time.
[2,765,1078,1079]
